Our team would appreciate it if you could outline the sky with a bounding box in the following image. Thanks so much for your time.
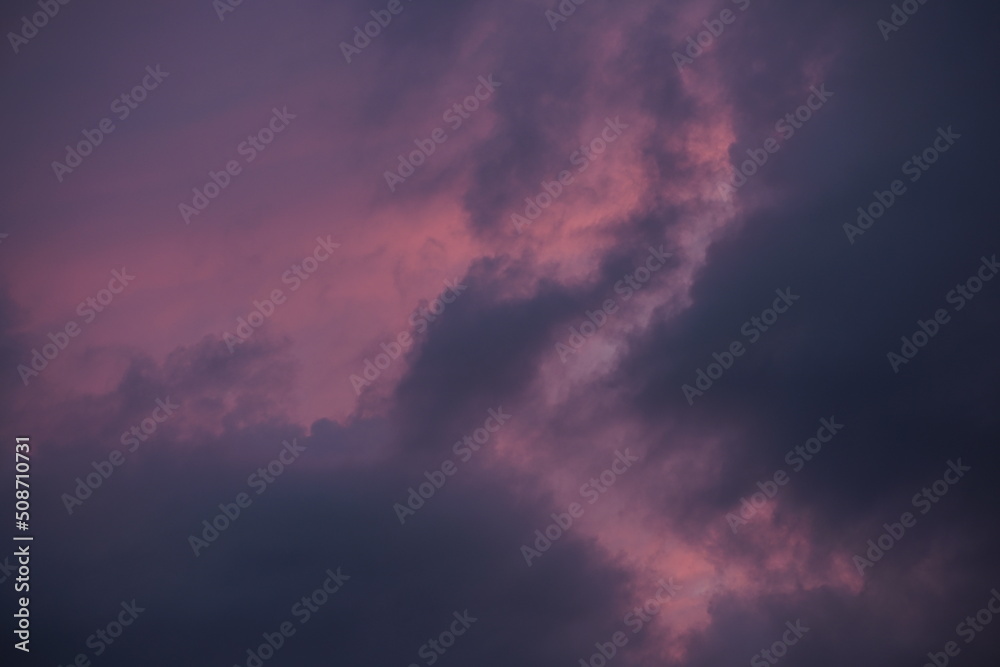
[2,0,1000,665]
